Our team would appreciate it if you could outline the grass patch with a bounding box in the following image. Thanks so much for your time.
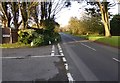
[0,42,31,48]
[65,32,119,47]
[78,35,120,47]
[95,36,119,47]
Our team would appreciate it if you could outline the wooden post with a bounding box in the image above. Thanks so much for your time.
[10,28,12,44]
[0,28,2,44]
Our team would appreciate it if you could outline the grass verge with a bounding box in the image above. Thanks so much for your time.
[0,42,31,48]
[77,35,120,48]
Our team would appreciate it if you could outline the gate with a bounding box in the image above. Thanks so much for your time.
[0,28,18,44]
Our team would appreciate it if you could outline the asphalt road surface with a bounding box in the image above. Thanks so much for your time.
[59,32,119,82]
[2,45,68,82]
[2,32,119,82]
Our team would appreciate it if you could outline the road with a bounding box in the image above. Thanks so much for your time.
[2,32,119,82]
[59,32,119,81]
[2,45,68,82]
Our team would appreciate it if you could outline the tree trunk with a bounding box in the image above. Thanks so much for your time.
[104,22,111,37]
[98,0,111,37]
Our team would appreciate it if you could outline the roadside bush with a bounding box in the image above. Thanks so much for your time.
[18,29,35,44]
[32,35,44,46]
[52,32,61,42]
[43,31,61,45]
[18,29,44,46]
[18,29,61,46]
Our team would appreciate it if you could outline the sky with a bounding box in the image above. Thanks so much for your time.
[0,1,119,27]
[55,1,119,27]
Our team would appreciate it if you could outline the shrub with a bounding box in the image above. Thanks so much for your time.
[18,29,35,44]
[32,35,44,46]
[43,32,61,45]
[18,29,44,45]
[18,29,61,46]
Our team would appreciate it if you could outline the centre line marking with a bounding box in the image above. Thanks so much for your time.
[81,43,96,51]
[113,58,120,62]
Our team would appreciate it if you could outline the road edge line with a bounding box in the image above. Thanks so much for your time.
[57,43,74,82]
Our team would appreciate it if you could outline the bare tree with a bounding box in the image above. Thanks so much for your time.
[0,2,12,28]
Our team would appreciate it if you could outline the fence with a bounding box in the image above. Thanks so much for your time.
[0,28,18,44]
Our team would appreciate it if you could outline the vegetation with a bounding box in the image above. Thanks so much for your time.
[87,1,112,37]
[0,1,67,47]
[0,1,119,48]
[18,29,60,46]
[62,2,120,48]
[66,0,118,37]
[65,15,104,35]
[110,14,120,36]
[95,36,119,47]
[0,42,30,48]
[18,29,43,45]
[77,35,119,47]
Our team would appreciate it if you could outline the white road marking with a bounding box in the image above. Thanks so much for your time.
[57,43,75,82]
[51,45,55,56]
[67,73,74,82]
[81,43,96,51]
[54,55,64,57]
[1,57,21,59]
[60,53,64,56]
[113,58,120,62]
[52,45,55,51]
[51,53,54,56]
[57,43,64,54]
[31,55,52,58]
[1,55,66,59]
[62,33,96,52]
[58,43,62,49]
[62,57,67,62]
[32,55,64,57]
[59,47,62,50]
[59,50,63,53]
[51,51,55,53]
[64,63,69,70]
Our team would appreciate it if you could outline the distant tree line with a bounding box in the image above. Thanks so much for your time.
[65,15,104,35]
[63,13,120,36]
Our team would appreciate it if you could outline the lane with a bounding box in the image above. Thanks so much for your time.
[61,33,118,59]
[60,32,118,81]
